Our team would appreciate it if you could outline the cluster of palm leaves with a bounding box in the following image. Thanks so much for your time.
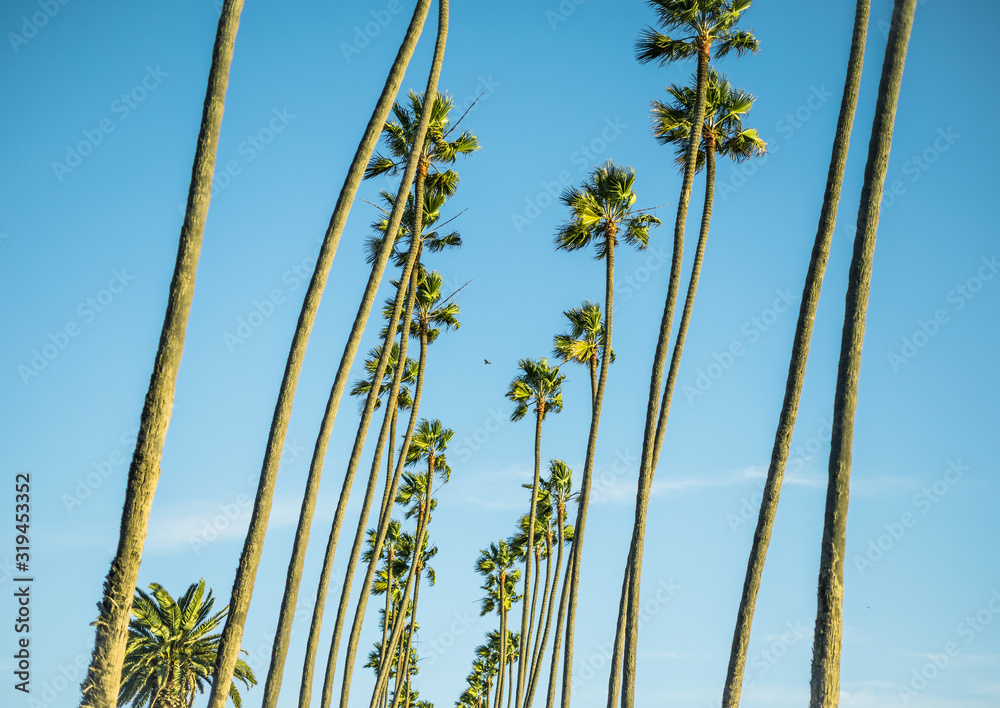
[87,1,920,707]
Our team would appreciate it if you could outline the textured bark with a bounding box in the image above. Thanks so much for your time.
[560,228,616,708]
[515,411,545,708]
[617,43,710,708]
[388,560,423,708]
[79,4,244,707]
[543,518,571,708]
[722,4,870,706]
[206,2,435,707]
[810,1,916,706]
[525,536,553,703]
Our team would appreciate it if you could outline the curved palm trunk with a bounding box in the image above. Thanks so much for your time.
[544,512,570,708]
[525,538,552,695]
[810,2,915,706]
[79,5,244,707]
[525,536,556,705]
[324,270,422,708]
[336,0,448,699]
[207,3,435,706]
[389,562,424,708]
[560,230,617,708]
[614,42,711,708]
[519,547,542,706]
[515,411,545,708]
[495,589,507,708]
[721,4,870,707]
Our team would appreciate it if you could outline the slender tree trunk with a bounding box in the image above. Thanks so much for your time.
[337,0,448,699]
[615,42,711,708]
[588,356,597,407]
[496,593,507,708]
[324,269,422,708]
[389,560,424,708]
[519,547,542,707]
[722,4,870,707]
[516,410,544,708]
[811,2,915,705]
[544,510,570,708]
[525,535,556,705]
[507,653,514,708]
[526,539,552,695]
[560,230,616,708]
[79,5,244,708]
[207,3,436,706]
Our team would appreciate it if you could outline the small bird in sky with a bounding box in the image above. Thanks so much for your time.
[484,359,491,365]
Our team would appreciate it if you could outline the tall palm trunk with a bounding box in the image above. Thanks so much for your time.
[811,2,915,705]
[613,40,711,708]
[515,409,545,708]
[722,4,870,707]
[495,586,507,708]
[544,510,571,708]
[206,3,435,706]
[79,5,244,707]
[324,268,421,708]
[560,227,617,708]
[525,535,555,705]
[389,560,424,708]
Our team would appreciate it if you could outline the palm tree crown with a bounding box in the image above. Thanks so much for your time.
[636,0,758,64]
[506,358,565,423]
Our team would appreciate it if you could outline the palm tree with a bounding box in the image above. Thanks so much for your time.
[369,420,454,708]
[215,2,441,707]
[476,542,520,708]
[552,303,614,404]
[327,271,461,708]
[604,4,757,707]
[119,581,255,708]
[721,3,872,707]
[552,161,660,708]
[526,461,573,707]
[607,70,765,707]
[388,532,437,708]
[506,357,565,708]
[80,6,245,707]
[811,2,916,706]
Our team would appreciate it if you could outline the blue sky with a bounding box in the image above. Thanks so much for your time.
[2,1,998,707]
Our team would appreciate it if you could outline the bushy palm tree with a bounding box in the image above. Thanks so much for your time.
[811,2,917,706]
[120,581,255,708]
[81,6,246,706]
[553,161,659,708]
[553,303,614,405]
[477,542,521,708]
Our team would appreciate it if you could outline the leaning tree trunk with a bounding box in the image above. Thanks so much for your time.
[810,2,916,706]
[515,407,545,708]
[544,513,571,708]
[615,40,711,708]
[79,5,244,708]
[525,534,555,705]
[389,559,424,708]
[206,2,435,706]
[495,586,507,708]
[722,4,871,707]
[560,227,617,708]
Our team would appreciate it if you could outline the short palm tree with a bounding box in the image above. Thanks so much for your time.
[553,161,659,708]
[506,358,565,708]
[119,581,255,708]
[552,302,614,405]
[811,2,917,706]
[477,541,521,708]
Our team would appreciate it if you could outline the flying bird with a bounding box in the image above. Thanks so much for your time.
[484,359,491,365]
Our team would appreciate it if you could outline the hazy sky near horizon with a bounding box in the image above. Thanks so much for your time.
[2,1,998,707]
